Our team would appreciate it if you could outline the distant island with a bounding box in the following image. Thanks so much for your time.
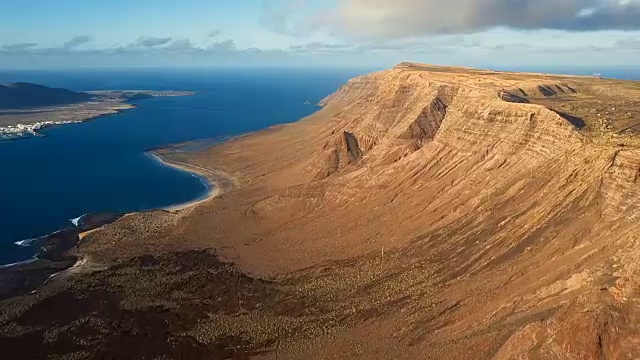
[0,82,93,110]
[0,83,195,139]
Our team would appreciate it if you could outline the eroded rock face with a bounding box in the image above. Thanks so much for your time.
[231,65,640,359]
[312,66,585,180]
[602,149,640,219]
[399,97,448,150]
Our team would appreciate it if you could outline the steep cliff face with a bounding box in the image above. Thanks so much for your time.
[222,65,640,359]
[182,64,640,359]
[312,67,585,181]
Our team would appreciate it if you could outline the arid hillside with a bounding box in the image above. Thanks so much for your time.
[2,63,640,359]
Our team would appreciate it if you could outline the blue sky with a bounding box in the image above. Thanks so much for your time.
[1,1,296,48]
[1,0,640,69]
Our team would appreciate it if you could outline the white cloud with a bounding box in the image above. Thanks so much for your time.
[165,39,197,52]
[62,36,91,49]
[1,43,38,52]
[132,37,172,48]
[207,30,223,38]
[321,0,640,39]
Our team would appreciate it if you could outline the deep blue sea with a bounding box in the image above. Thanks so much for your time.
[0,68,370,264]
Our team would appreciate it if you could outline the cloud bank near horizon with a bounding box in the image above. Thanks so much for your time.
[2,1,640,68]
[322,0,640,39]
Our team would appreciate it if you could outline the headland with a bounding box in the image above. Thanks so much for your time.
[0,88,195,139]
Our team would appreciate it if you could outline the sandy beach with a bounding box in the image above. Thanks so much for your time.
[146,151,238,212]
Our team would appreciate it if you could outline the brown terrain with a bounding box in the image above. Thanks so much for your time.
[2,63,640,359]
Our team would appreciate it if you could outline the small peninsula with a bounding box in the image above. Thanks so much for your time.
[0,84,195,139]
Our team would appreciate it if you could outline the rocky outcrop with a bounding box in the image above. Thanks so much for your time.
[601,149,640,220]
[314,67,585,178]
[342,131,362,162]
[498,90,530,103]
[399,97,448,149]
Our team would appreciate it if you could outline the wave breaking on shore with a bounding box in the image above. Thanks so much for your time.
[70,214,87,227]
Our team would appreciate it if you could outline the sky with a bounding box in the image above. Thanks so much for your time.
[1,0,640,69]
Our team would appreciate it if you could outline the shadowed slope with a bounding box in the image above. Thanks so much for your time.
[0,83,93,110]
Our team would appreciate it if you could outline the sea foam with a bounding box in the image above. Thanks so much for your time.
[70,214,86,227]
[0,258,37,269]
[14,236,42,247]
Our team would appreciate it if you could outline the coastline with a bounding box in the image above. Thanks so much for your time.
[0,90,196,140]
[0,90,205,267]
[145,151,237,212]
[0,101,136,139]
[65,148,237,276]
[0,137,236,299]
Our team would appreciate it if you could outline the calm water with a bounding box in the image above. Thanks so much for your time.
[0,68,368,264]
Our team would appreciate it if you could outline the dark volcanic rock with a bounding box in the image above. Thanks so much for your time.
[0,213,124,299]
[0,251,288,360]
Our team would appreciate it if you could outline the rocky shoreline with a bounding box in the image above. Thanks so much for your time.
[0,213,124,299]
[0,140,234,300]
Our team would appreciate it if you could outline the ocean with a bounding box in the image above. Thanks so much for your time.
[0,68,369,264]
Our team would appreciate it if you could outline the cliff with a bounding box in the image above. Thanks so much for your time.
[2,64,640,359]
